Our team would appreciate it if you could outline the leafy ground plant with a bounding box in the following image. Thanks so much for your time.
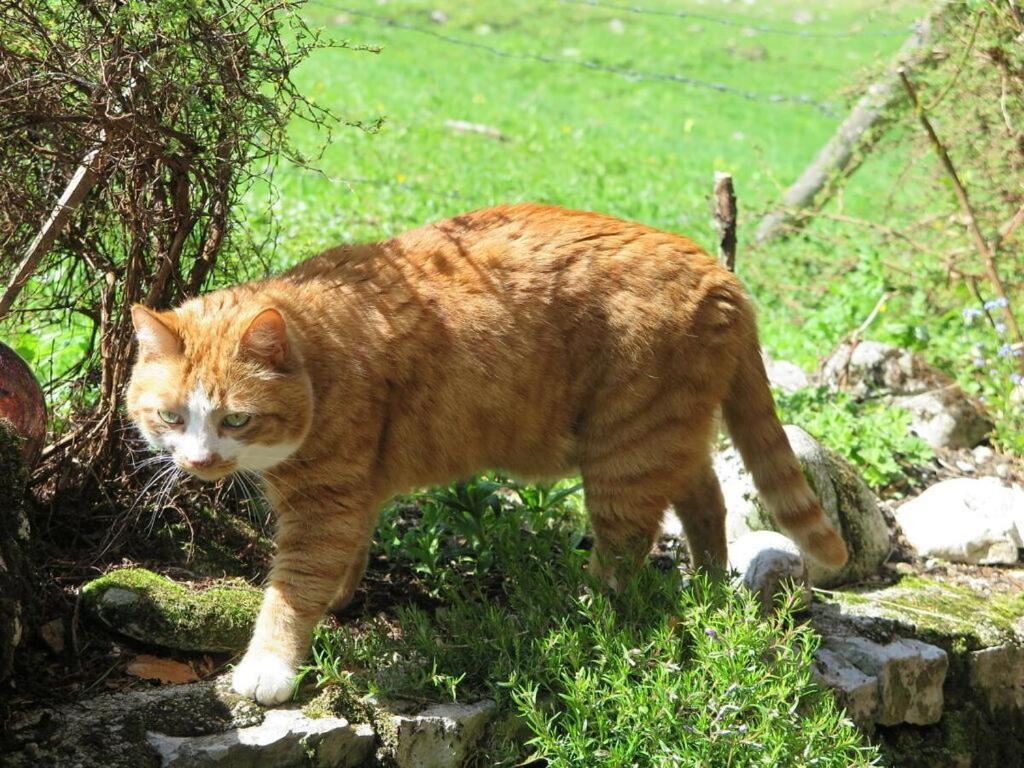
[776,386,934,493]
[302,478,880,767]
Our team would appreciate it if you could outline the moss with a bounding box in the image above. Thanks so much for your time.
[302,681,370,722]
[825,574,1024,652]
[81,567,261,653]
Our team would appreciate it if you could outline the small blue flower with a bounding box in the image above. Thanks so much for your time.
[990,369,999,377]
[1012,373,1023,386]
[998,344,1013,358]
[704,627,718,640]
[996,322,1008,335]
[974,357,986,368]
[963,307,984,320]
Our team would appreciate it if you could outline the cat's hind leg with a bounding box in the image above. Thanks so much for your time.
[583,484,666,590]
[579,390,720,590]
[670,462,728,576]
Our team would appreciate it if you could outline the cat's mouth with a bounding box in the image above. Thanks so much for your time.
[179,459,238,482]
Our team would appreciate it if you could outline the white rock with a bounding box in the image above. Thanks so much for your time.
[147,708,374,768]
[715,425,891,587]
[825,636,948,725]
[391,700,497,768]
[973,446,995,464]
[811,648,878,730]
[763,353,810,394]
[820,340,991,449]
[728,531,809,613]
[969,645,1024,713]
[895,477,1024,565]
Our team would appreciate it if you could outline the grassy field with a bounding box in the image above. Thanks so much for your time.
[251,0,926,255]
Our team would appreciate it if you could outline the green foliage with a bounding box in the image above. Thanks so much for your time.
[304,478,879,766]
[777,386,933,491]
[374,475,585,595]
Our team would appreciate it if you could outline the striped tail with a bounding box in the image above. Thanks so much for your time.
[722,331,849,568]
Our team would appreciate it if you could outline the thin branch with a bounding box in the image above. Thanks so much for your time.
[899,69,1024,361]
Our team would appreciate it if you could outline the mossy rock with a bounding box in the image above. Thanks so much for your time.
[821,574,1024,652]
[717,425,891,587]
[81,568,262,653]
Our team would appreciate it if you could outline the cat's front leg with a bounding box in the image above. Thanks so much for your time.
[232,493,374,705]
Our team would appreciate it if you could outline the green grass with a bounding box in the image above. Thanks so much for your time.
[301,476,879,766]
[249,0,926,259]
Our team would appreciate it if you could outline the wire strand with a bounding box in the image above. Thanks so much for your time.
[308,1,838,115]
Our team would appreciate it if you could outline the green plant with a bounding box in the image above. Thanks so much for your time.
[304,483,879,766]
[776,386,933,491]
[373,476,585,594]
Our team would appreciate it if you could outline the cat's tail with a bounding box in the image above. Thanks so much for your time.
[721,316,849,568]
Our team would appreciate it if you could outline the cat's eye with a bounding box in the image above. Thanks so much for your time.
[158,410,183,425]
[222,412,251,429]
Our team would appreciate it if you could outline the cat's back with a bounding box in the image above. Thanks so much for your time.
[389,203,730,305]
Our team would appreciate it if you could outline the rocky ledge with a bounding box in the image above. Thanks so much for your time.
[811,571,1024,767]
[2,675,497,768]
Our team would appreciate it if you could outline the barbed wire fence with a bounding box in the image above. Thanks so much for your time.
[303,0,938,213]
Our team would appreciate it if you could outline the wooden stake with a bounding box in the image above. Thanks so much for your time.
[714,172,737,272]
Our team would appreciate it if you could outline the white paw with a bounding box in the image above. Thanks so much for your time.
[231,652,297,706]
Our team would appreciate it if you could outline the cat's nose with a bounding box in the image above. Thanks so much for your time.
[187,453,221,469]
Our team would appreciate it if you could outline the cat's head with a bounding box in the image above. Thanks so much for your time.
[126,301,314,481]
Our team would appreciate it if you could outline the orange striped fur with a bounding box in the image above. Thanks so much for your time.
[126,203,847,704]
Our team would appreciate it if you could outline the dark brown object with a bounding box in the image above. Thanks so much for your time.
[713,172,737,272]
[0,342,46,467]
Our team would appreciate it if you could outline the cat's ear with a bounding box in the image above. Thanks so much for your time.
[131,305,182,360]
[240,308,290,370]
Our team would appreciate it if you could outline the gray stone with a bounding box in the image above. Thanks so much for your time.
[147,708,374,768]
[727,531,809,613]
[895,478,1024,565]
[825,636,948,725]
[391,699,498,768]
[716,425,891,587]
[820,340,991,449]
[969,645,1024,713]
[763,353,811,394]
[811,648,879,730]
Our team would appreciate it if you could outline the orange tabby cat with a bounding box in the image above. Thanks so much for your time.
[126,203,848,705]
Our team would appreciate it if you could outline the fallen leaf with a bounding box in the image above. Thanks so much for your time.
[126,654,199,684]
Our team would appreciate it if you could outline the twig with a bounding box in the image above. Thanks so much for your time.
[992,202,1024,253]
[924,9,984,110]
[899,69,1024,363]
[0,137,107,321]
[817,290,895,387]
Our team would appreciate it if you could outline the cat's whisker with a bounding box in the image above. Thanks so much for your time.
[146,466,183,537]
[127,461,180,528]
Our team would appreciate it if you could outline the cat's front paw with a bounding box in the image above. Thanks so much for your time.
[231,652,297,705]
